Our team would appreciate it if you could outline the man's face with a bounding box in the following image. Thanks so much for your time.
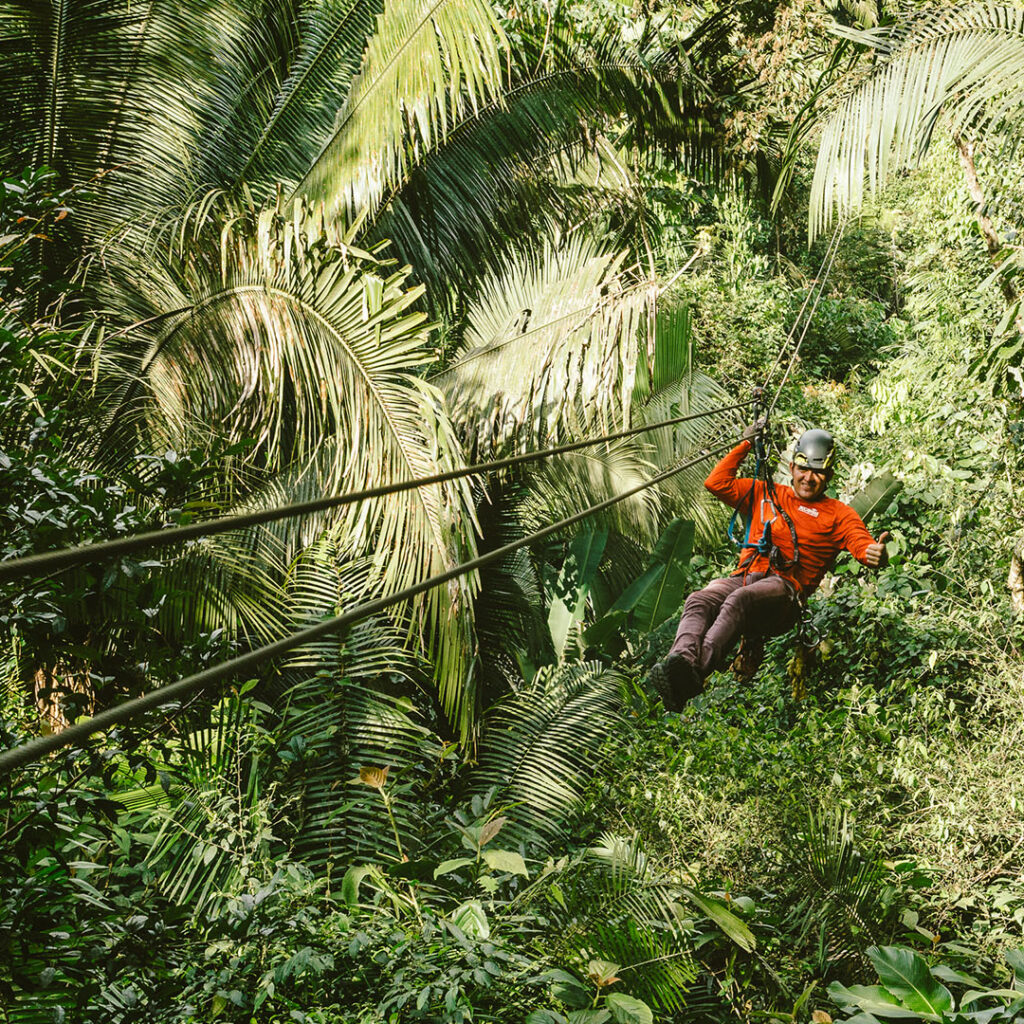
[790,462,831,502]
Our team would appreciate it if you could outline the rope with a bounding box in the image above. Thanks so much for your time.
[0,401,754,583]
[0,437,737,774]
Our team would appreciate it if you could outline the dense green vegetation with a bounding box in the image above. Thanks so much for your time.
[2,1,1024,1022]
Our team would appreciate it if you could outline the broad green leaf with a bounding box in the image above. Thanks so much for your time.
[685,889,756,952]
[481,849,529,877]
[539,969,586,987]
[582,609,629,656]
[527,1012,569,1024]
[606,993,654,1024]
[549,970,591,1010]
[568,1011,612,1024]
[850,472,902,526]
[828,982,923,1019]
[961,989,1024,1007]
[434,858,475,879]
[452,899,490,939]
[632,519,695,632]
[341,865,374,906]
[608,564,665,615]
[931,965,982,988]
[868,946,953,1017]
[587,959,622,985]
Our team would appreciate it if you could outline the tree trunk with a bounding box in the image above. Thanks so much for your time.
[34,664,96,733]
[954,134,1024,330]
[1011,540,1024,616]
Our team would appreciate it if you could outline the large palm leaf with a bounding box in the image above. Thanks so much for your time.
[293,0,507,213]
[471,660,626,844]
[432,235,652,452]
[272,548,443,867]
[809,5,1024,238]
[370,20,736,305]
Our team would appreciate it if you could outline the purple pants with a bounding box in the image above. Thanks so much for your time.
[668,572,799,678]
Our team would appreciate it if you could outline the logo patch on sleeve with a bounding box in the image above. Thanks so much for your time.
[797,504,820,518]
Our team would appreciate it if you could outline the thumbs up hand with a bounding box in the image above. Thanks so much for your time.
[865,530,890,569]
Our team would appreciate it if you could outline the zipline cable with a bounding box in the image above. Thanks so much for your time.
[757,220,843,407]
[766,219,846,419]
[0,437,738,774]
[0,401,754,582]
[760,219,846,397]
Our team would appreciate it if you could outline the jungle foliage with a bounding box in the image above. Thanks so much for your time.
[2,0,1024,1022]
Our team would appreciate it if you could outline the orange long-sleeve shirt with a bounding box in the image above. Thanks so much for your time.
[705,441,877,597]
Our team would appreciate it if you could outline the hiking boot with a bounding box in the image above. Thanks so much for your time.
[648,654,702,712]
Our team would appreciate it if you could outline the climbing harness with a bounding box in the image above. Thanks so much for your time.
[727,401,801,581]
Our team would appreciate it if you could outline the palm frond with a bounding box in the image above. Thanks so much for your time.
[153,531,291,646]
[432,235,651,451]
[515,440,662,547]
[810,5,1024,238]
[195,0,378,195]
[142,696,269,914]
[369,17,732,304]
[119,201,481,733]
[469,487,550,699]
[471,661,626,844]
[784,806,895,978]
[273,556,441,867]
[583,833,697,1013]
[370,60,652,300]
[293,0,507,212]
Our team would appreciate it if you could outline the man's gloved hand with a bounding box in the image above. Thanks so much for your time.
[741,416,767,441]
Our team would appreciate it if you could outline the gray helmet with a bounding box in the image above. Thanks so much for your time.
[792,429,835,472]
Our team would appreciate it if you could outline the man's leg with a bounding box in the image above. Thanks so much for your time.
[667,576,742,667]
[649,577,742,711]
[698,575,798,677]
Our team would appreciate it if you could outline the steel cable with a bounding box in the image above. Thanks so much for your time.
[0,436,737,773]
[765,220,846,418]
[0,401,754,582]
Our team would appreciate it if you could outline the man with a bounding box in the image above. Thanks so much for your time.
[650,424,889,711]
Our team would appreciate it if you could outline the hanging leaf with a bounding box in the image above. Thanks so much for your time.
[548,528,609,659]
[867,946,953,1017]
[606,993,654,1024]
[630,519,695,633]
[478,816,508,848]
[341,865,375,906]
